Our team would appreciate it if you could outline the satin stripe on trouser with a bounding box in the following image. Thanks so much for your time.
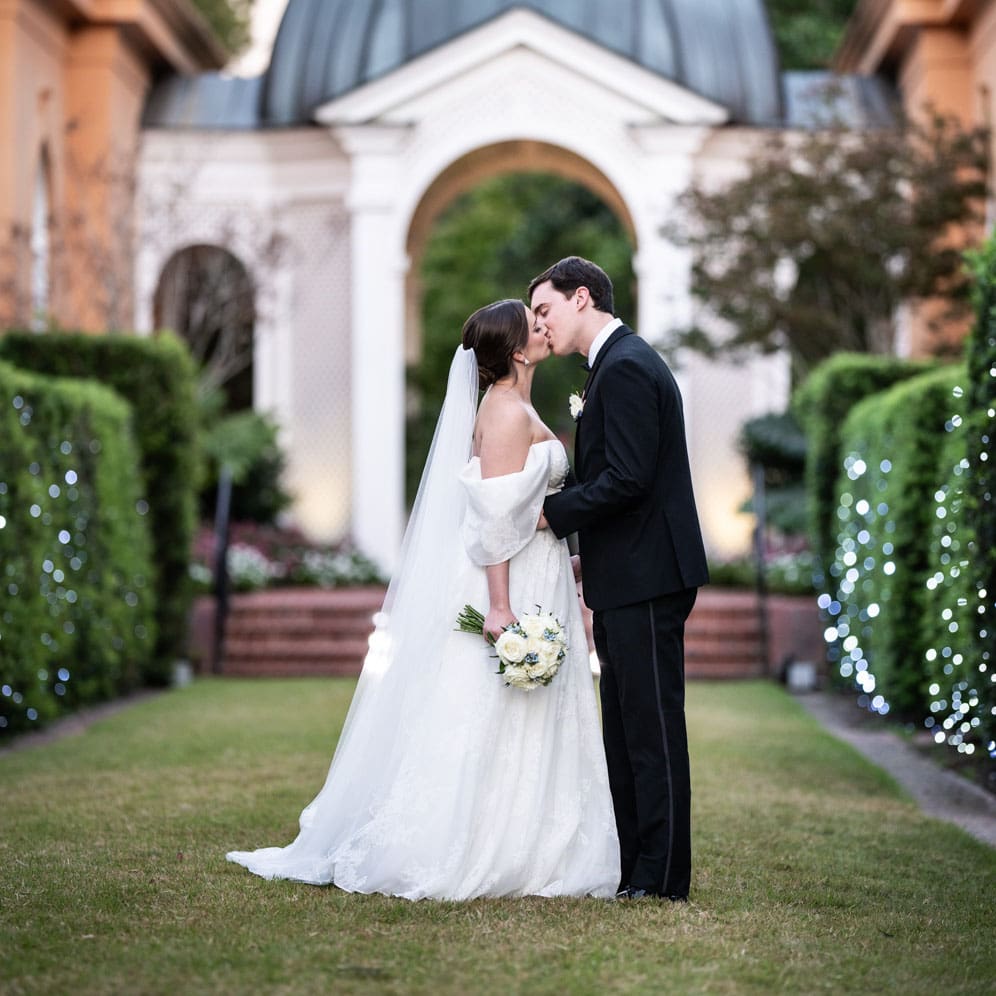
[593,587,697,898]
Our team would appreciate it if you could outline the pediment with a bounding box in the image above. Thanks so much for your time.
[313,8,728,129]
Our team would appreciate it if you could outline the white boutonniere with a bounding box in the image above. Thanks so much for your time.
[568,392,585,420]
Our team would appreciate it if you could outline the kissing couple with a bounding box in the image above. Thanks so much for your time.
[228,256,709,902]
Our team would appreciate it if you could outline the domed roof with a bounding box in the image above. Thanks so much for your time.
[260,0,783,126]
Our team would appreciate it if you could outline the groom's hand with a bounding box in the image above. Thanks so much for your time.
[537,511,549,530]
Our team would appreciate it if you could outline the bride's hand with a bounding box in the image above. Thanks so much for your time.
[483,605,516,644]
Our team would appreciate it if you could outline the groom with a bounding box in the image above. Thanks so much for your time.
[530,257,709,901]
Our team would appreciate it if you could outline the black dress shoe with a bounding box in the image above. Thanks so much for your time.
[615,887,689,902]
[615,887,651,900]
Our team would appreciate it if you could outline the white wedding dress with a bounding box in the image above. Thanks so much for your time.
[227,438,620,900]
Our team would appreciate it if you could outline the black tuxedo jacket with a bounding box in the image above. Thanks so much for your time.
[544,325,709,611]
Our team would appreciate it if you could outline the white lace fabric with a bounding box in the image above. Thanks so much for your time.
[226,428,619,900]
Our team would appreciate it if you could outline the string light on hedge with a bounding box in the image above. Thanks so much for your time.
[920,385,988,756]
[824,448,894,714]
[4,388,136,733]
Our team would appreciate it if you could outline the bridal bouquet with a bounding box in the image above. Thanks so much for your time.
[455,604,568,691]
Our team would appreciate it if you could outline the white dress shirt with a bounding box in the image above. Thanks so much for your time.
[585,317,623,369]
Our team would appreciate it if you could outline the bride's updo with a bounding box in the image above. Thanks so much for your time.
[461,299,529,390]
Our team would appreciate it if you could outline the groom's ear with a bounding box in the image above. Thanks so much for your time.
[574,286,590,310]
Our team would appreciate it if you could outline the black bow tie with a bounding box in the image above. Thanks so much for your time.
[581,360,591,373]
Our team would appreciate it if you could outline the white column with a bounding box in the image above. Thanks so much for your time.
[132,245,156,335]
[334,125,412,574]
[628,125,712,348]
[254,259,295,430]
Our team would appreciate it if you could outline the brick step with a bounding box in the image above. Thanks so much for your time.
[218,588,383,678]
[193,585,809,680]
[688,602,762,617]
[688,619,762,633]
[228,597,383,614]
[222,659,367,678]
[685,636,764,658]
[686,662,768,680]
[686,622,763,642]
[690,589,761,608]
[227,605,382,623]
[224,618,377,639]
[225,587,386,608]
[224,636,370,659]
[688,607,763,624]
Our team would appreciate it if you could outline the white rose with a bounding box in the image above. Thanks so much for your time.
[494,630,527,664]
[568,392,584,420]
[537,643,561,673]
[520,615,546,639]
[506,668,538,691]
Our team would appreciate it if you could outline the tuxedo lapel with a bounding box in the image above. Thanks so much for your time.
[575,325,634,471]
[582,325,632,398]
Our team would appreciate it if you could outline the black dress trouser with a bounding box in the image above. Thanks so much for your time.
[593,587,698,899]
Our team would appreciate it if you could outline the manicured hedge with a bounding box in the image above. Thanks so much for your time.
[0,361,155,735]
[792,353,934,582]
[738,410,808,536]
[802,240,995,761]
[0,332,199,681]
[963,242,996,738]
[920,409,980,751]
[826,366,967,718]
[918,240,996,758]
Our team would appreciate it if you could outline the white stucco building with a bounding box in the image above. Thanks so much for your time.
[136,0,890,571]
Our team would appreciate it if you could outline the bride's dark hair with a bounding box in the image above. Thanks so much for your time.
[461,299,529,390]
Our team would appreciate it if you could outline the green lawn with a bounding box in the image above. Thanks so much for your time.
[1,679,993,995]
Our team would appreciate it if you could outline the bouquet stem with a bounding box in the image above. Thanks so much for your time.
[455,604,493,643]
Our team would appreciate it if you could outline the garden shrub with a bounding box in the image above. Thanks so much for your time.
[738,411,809,537]
[919,405,981,753]
[825,365,966,718]
[199,407,292,524]
[0,362,155,735]
[919,241,996,760]
[964,241,996,759]
[0,332,199,681]
[706,551,815,596]
[793,353,934,583]
[190,522,386,594]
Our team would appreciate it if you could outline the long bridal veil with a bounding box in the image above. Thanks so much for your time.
[227,346,479,883]
[331,343,478,758]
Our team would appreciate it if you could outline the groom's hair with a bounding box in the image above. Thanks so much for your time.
[528,256,615,315]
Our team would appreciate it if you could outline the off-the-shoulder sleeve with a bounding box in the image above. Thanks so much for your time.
[458,446,551,566]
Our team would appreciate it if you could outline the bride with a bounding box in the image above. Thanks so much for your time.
[227,299,619,900]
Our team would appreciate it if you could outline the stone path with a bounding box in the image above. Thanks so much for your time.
[0,690,164,757]
[797,690,996,848]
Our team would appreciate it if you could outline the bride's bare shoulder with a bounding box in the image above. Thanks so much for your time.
[474,390,531,452]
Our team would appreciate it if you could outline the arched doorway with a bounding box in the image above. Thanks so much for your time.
[405,140,636,364]
[153,244,255,410]
[404,142,637,499]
